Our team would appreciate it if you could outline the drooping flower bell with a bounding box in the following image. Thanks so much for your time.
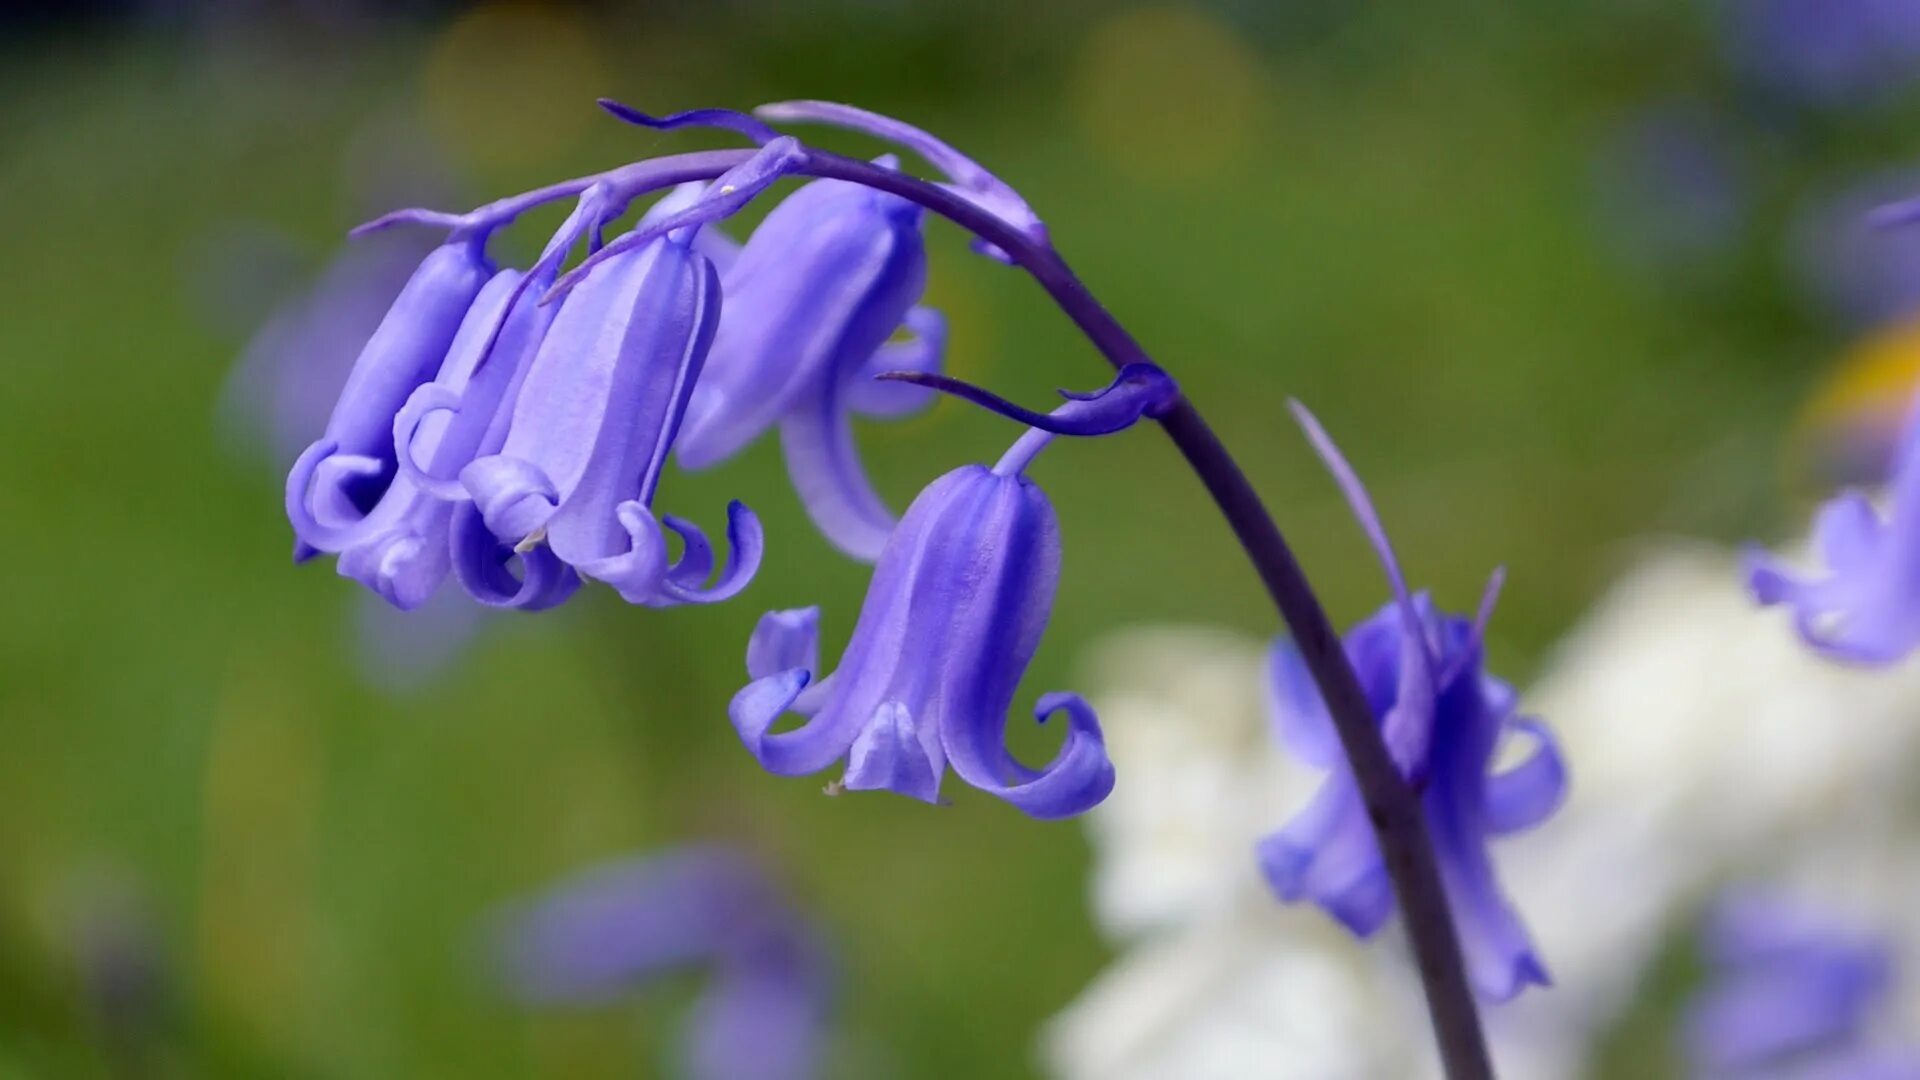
[451,179,764,609]
[283,236,491,566]
[1747,399,1920,664]
[576,104,953,561]
[559,101,1053,561]
[285,261,552,609]
[1683,890,1919,1078]
[726,365,1176,819]
[675,172,937,561]
[1257,403,1566,1003]
[494,846,833,1080]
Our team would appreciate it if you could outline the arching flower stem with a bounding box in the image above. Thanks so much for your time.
[363,143,1494,1080]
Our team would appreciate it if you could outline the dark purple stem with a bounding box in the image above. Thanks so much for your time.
[802,151,1495,1079]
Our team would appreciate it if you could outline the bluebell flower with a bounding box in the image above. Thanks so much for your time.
[1747,402,1920,664]
[283,237,492,567]
[287,262,552,609]
[726,366,1176,818]
[584,104,960,561]
[494,846,832,1080]
[450,181,765,609]
[673,171,938,561]
[1684,891,1920,1079]
[1257,403,1566,1002]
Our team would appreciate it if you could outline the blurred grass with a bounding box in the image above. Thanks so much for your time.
[0,2,1900,1076]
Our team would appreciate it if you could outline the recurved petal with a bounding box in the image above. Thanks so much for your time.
[461,454,561,544]
[730,670,869,778]
[841,701,944,804]
[747,609,821,682]
[662,514,715,588]
[1745,544,1915,664]
[950,693,1116,820]
[450,502,581,611]
[1256,779,1395,938]
[571,500,671,604]
[655,502,763,606]
[336,520,451,612]
[1484,718,1568,837]
[1431,804,1552,1002]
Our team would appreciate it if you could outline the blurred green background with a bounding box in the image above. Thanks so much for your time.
[2,1,1913,1076]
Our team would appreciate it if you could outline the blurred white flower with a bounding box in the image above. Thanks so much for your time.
[1045,625,1437,1079]
[1045,543,1920,1079]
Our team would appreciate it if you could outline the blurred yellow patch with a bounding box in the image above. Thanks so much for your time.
[1795,318,1920,487]
[422,3,609,173]
[1069,5,1268,186]
[194,653,324,1055]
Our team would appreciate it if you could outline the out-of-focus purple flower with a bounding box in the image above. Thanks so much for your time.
[1747,399,1920,664]
[68,877,168,1060]
[1792,171,1920,331]
[1256,403,1566,1003]
[1591,103,1747,269]
[494,847,832,1080]
[212,129,502,685]
[591,103,956,562]
[727,366,1176,818]
[1717,0,1920,111]
[1684,890,1920,1078]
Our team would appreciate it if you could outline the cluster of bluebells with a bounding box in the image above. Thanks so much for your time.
[281,100,1172,818]
[1683,891,1920,1079]
[1258,404,1568,1003]
[493,847,832,1080]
